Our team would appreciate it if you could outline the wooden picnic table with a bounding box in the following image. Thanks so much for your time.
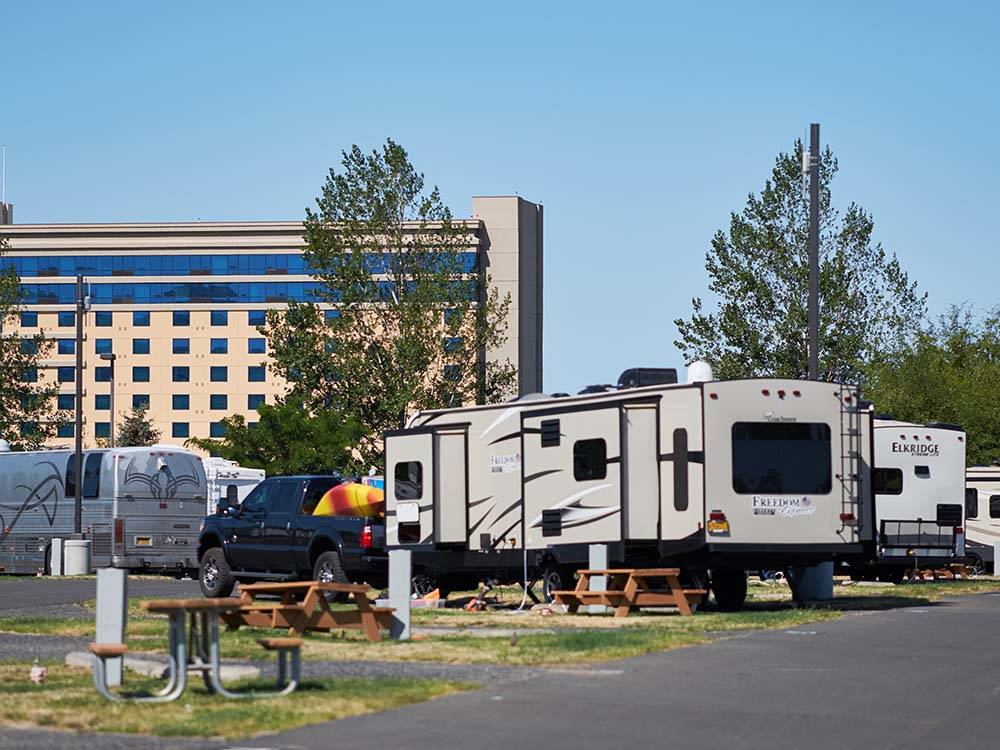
[552,568,706,618]
[223,580,394,642]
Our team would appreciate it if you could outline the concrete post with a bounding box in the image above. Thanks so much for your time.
[96,568,128,686]
[588,544,608,614]
[993,543,1000,573]
[388,549,412,641]
[49,538,63,576]
[793,562,834,602]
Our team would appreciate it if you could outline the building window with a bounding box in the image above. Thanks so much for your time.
[21,339,39,355]
[57,394,75,410]
[57,424,75,438]
[210,366,228,382]
[248,366,265,382]
[573,439,608,481]
[210,422,226,438]
[210,394,228,410]
[132,338,150,355]
[248,394,265,410]
[444,365,461,381]
[173,310,190,326]
[92,366,110,382]
[172,366,190,383]
[394,461,423,500]
[133,311,150,327]
[172,394,190,410]
[444,337,462,352]
[248,310,266,326]
[324,310,340,322]
[56,339,75,355]
[210,338,228,354]
[172,422,190,438]
[211,310,228,326]
[57,366,75,383]
[58,311,75,327]
[95,311,113,327]
[22,368,38,383]
[248,338,266,354]
[172,338,190,355]
[132,394,150,409]
[20,311,38,327]
[95,394,111,410]
[95,422,111,439]
[95,338,112,354]
[132,366,150,383]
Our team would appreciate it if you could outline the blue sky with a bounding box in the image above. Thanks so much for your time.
[2,1,998,393]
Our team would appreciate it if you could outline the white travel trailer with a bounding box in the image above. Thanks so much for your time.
[202,458,265,515]
[0,444,207,575]
[863,420,967,581]
[963,466,1000,573]
[384,371,872,609]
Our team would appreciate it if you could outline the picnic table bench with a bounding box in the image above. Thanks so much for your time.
[223,580,394,642]
[552,568,706,618]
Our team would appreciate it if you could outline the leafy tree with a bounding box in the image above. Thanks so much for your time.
[675,140,926,384]
[865,307,1000,466]
[115,405,161,447]
[187,398,364,476]
[264,139,516,466]
[0,236,65,449]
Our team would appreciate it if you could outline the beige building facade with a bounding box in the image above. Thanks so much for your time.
[1,196,542,449]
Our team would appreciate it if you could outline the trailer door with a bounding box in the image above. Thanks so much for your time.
[385,431,435,546]
[433,427,468,544]
[523,407,622,549]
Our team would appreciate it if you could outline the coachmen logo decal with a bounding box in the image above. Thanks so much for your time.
[752,496,817,518]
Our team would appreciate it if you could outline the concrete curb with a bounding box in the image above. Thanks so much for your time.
[65,651,260,682]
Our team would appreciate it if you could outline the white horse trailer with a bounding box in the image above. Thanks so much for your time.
[964,467,1000,573]
[0,445,207,575]
[385,375,871,608]
[861,420,967,581]
[202,458,265,515]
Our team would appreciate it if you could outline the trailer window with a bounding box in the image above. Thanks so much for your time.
[915,465,930,478]
[990,495,1000,519]
[673,428,689,511]
[873,468,903,495]
[394,462,423,500]
[732,422,831,494]
[541,419,561,447]
[965,488,978,520]
[573,439,607,481]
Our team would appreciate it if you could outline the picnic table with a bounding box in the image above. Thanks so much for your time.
[552,568,706,618]
[224,580,394,642]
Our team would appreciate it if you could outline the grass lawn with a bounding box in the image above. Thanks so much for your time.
[0,663,466,739]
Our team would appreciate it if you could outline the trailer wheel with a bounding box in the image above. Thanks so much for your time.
[711,570,748,612]
[199,548,234,598]
[877,566,905,585]
[313,551,350,602]
[967,552,986,577]
[541,563,574,604]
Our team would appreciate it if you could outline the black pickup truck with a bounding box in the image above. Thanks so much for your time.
[197,475,387,597]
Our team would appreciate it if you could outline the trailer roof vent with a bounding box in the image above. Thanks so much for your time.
[578,384,615,395]
[617,367,678,390]
[508,392,551,403]
[686,361,714,384]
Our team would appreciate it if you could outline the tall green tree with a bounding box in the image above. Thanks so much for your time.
[115,405,161,447]
[865,307,1000,466]
[675,140,926,384]
[0,236,65,449]
[187,398,364,476]
[264,139,516,466]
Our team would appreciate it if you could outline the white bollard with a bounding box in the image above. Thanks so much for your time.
[388,549,412,641]
[794,562,834,601]
[96,568,128,686]
[63,539,92,576]
[48,538,63,576]
[588,544,609,614]
[993,543,1000,573]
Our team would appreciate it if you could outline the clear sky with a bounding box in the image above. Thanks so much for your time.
[2,1,998,393]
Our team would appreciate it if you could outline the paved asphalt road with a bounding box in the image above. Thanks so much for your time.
[0,576,200,612]
[3,592,1000,749]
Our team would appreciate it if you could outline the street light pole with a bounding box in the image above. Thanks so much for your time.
[100,352,117,448]
[73,276,85,535]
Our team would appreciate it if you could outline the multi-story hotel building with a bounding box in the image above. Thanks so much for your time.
[0,195,543,449]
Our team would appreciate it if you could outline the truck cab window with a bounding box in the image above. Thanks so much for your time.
[268,480,301,516]
[395,462,423,500]
[873,468,903,495]
[965,488,978,520]
[573,438,607,481]
[241,483,270,514]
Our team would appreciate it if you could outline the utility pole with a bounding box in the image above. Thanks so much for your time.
[100,352,117,447]
[73,276,84,534]
[807,123,820,381]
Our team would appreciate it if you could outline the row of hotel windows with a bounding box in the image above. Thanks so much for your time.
[32,366,268,383]
[23,338,267,356]
[19,309,302,327]
[56,394,266,410]
[21,280,475,305]
[55,422,240,439]
[4,252,478,278]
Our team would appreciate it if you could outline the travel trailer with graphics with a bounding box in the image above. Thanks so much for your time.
[202,457,265,515]
[0,445,207,575]
[384,368,871,609]
[963,466,1000,573]
[860,420,966,581]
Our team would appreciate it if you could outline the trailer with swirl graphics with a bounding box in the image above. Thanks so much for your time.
[0,445,207,575]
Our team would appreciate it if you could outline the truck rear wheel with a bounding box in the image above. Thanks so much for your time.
[313,550,350,602]
[199,548,234,598]
[711,570,748,612]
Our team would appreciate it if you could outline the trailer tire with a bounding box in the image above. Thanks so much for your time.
[199,548,235,598]
[877,566,905,585]
[313,551,350,602]
[967,552,986,577]
[711,570,748,612]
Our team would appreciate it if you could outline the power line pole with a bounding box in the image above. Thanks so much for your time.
[73,276,84,534]
[807,123,820,381]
